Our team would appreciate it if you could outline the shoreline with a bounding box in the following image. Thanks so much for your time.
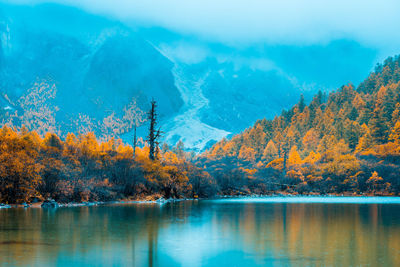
[1,192,400,209]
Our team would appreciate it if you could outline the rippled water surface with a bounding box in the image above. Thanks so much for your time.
[1,197,400,266]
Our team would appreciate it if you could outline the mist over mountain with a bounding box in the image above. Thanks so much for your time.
[0,3,182,138]
[0,3,380,151]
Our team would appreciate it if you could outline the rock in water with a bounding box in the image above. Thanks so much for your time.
[41,200,59,209]
[156,197,166,203]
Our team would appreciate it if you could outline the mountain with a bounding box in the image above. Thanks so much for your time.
[0,3,380,151]
[0,3,183,139]
[139,28,379,150]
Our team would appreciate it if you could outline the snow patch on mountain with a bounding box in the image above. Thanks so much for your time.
[163,63,230,152]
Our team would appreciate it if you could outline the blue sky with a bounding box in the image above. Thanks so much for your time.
[5,0,400,58]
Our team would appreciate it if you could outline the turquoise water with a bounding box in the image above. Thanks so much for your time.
[1,197,400,266]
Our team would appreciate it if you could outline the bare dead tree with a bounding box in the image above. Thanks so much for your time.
[133,124,137,158]
[147,99,162,160]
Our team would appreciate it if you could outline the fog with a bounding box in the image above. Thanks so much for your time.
[5,0,400,56]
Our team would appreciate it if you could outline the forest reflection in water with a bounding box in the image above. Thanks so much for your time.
[0,199,400,266]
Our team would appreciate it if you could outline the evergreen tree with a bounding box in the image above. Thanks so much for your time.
[369,107,388,144]
[298,94,306,112]
[383,87,396,123]
[348,107,358,121]
[174,140,185,159]
[355,124,374,152]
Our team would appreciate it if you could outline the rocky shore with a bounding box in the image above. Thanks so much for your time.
[1,192,397,209]
[0,197,194,209]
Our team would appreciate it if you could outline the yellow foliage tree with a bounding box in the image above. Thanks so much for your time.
[288,145,302,165]
[356,124,374,153]
[262,140,278,162]
[303,128,319,151]
[389,121,400,143]
[238,146,256,162]
[367,171,384,191]
[303,151,321,164]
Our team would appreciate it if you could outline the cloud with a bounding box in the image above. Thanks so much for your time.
[4,0,400,54]
[158,42,210,64]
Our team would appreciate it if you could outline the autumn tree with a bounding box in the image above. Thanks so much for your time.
[0,126,43,203]
[262,140,278,162]
[303,128,319,152]
[367,171,384,192]
[288,146,302,166]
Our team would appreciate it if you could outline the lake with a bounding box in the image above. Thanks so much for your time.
[1,197,400,266]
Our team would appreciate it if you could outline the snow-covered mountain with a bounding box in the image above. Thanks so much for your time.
[0,3,379,151]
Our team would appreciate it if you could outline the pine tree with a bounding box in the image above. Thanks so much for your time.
[298,94,306,112]
[348,107,358,121]
[383,87,396,122]
[369,107,388,144]
[175,140,185,159]
[355,124,374,152]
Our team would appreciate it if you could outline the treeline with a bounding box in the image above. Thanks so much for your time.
[3,56,400,204]
[0,126,217,204]
[200,55,400,196]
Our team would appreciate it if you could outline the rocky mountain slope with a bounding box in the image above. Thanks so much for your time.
[0,3,379,151]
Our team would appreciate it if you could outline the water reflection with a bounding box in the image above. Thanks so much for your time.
[0,200,399,266]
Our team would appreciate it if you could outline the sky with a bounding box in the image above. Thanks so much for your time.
[4,0,400,57]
